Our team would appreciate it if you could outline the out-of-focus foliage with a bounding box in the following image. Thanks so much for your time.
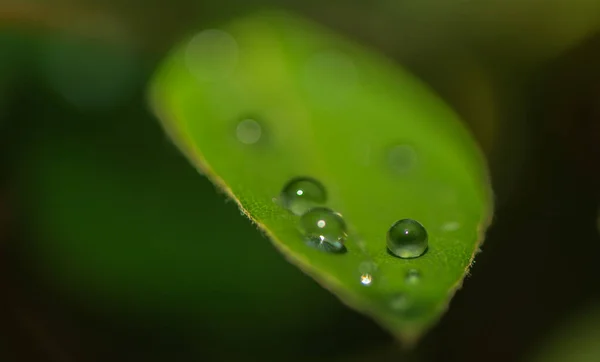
[528,303,600,362]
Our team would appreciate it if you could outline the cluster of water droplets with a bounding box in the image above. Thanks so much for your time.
[277,175,429,304]
[280,178,347,253]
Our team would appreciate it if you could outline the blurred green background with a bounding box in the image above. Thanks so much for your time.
[1,1,600,361]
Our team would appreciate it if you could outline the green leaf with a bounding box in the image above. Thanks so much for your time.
[150,10,493,343]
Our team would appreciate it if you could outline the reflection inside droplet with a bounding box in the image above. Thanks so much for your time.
[236,118,262,145]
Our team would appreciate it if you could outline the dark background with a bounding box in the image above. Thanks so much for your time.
[1,1,600,361]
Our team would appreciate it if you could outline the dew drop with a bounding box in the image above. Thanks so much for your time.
[390,293,410,311]
[441,221,460,232]
[185,29,238,82]
[300,207,347,253]
[360,273,373,286]
[236,118,262,145]
[280,177,327,215]
[386,144,417,174]
[387,219,428,259]
[389,294,428,319]
[358,261,378,286]
[405,269,421,285]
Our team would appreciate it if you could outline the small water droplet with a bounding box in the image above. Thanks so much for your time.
[390,293,410,311]
[300,207,347,253]
[387,219,428,259]
[441,221,460,232]
[360,273,373,286]
[185,29,238,82]
[386,144,417,174]
[280,177,327,215]
[236,118,262,145]
[358,262,378,286]
[405,269,421,284]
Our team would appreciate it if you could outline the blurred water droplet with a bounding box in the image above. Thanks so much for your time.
[405,269,421,284]
[300,207,346,253]
[441,221,460,232]
[236,118,262,145]
[185,29,238,82]
[387,145,417,174]
[387,219,428,259]
[280,177,326,215]
[390,293,410,311]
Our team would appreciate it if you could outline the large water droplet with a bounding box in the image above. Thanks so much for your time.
[386,144,417,174]
[185,29,238,82]
[387,219,428,259]
[280,177,327,215]
[236,118,262,145]
[300,207,347,253]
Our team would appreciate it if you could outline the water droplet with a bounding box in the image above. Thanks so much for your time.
[360,273,373,286]
[405,269,421,284]
[186,29,238,82]
[386,144,417,174]
[280,177,327,215]
[441,221,460,232]
[387,219,428,259]
[300,207,347,253]
[236,118,262,145]
[390,293,410,311]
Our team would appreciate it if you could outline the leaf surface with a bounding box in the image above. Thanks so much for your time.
[150,10,493,343]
